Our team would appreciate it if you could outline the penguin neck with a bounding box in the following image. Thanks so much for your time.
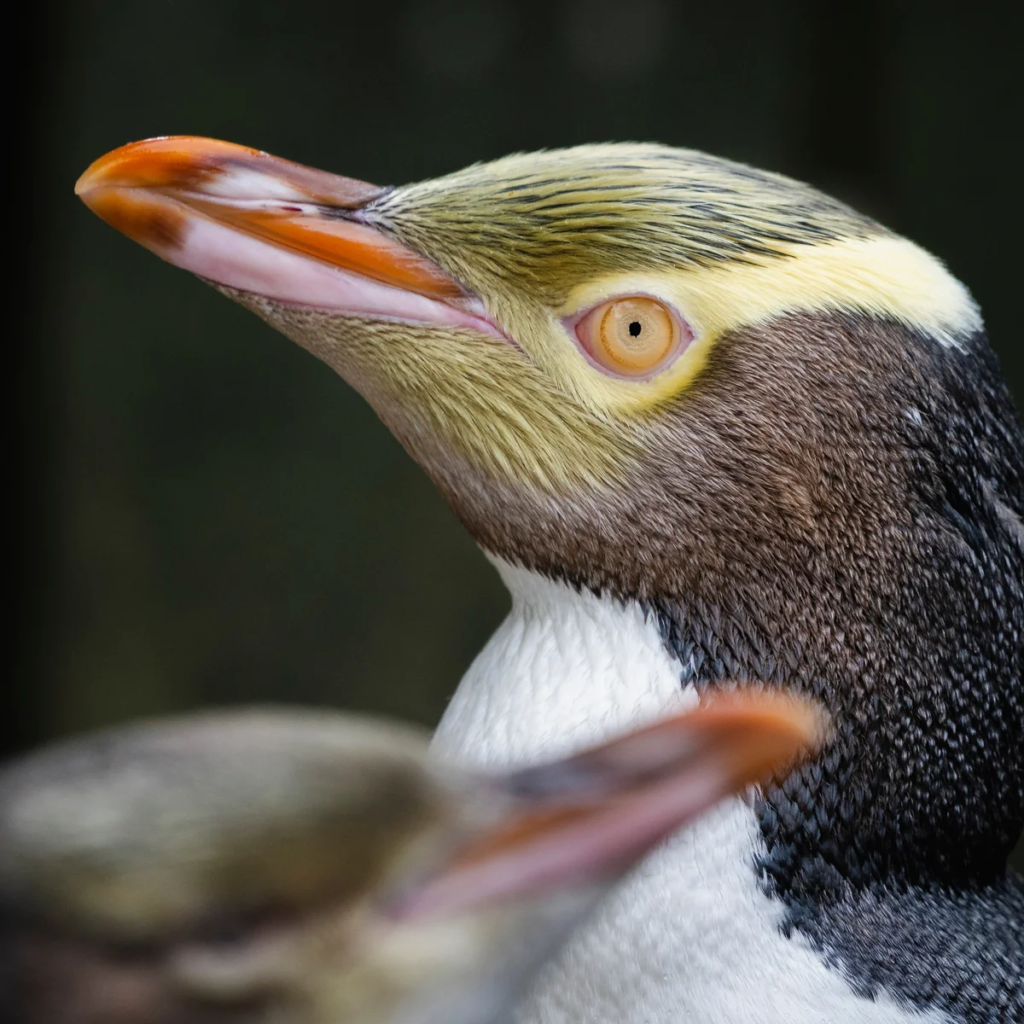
[432,558,956,1024]
[435,509,1020,896]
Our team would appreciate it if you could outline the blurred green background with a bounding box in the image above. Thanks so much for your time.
[10,1,1023,870]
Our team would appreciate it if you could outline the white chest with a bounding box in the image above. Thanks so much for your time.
[432,561,948,1024]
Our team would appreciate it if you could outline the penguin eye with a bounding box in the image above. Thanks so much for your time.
[572,296,691,378]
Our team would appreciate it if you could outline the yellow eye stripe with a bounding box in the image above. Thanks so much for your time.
[536,233,980,418]
[376,144,979,421]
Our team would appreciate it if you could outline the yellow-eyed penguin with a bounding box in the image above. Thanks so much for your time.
[75,137,1024,1023]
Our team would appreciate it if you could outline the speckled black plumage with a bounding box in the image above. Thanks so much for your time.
[791,876,1023,1021]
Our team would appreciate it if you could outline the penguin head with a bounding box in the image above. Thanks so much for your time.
[76,138,982,596]
[0,696,821,1024]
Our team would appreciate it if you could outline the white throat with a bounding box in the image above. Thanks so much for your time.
[432,560,948,1024]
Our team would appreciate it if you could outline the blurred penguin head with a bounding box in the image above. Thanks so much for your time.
[0,695,821,1024]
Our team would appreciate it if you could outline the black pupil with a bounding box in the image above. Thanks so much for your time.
[628,321,642,337]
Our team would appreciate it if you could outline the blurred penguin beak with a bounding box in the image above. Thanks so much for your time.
[394,690,824,920]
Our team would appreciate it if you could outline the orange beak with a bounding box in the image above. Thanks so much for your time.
[395,689,826,920]
[76,136,500,334]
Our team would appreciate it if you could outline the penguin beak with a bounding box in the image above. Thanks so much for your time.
[75,136,501,336]
[394,690,824,920]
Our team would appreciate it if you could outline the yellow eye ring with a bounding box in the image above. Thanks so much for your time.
[570,296,691,379]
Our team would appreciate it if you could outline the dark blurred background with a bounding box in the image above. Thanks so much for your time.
[9,1,1023,869]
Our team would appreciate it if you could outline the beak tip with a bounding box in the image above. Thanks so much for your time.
[753,693,831,781]
[74,172,96,200]
[792,696,831,749]
[74,156,107,200]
